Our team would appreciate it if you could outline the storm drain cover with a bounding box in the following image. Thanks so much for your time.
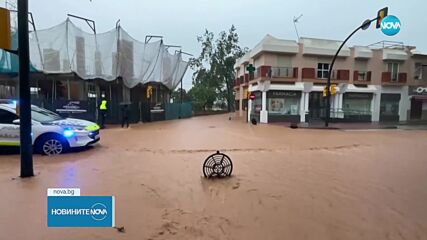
[203,151,233,178]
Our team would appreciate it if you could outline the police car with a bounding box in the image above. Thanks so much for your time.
[0,100,100,155]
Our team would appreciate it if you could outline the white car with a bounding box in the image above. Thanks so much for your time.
[0,101,100,155]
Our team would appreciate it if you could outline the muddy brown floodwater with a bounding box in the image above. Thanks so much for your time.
[1,114,427,240]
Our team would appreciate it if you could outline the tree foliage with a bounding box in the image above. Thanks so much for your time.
[171,88,191,103]
[189,26,247,112]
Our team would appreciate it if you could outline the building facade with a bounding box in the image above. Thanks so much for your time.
[234,35,427,123]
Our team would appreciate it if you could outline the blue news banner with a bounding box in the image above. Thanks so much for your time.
[48,196,115,227]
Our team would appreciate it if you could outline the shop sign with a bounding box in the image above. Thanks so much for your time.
[344,93,373,99]
[268,91,300,98]
[409,86,427,96]
[55,100,88,113]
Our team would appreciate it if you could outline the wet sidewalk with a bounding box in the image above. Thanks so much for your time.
[271,121,427,130]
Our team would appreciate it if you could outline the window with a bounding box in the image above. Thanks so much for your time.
[342,93,373,116]
[31,106,63,123]
[30,87,40,95]
[358,72,367,81]
[387,62,399,81]
[415,63,423,80]
[0,109,18,124]
[317,63,329,79]
[268,98,300,115]
[355,60,368,81]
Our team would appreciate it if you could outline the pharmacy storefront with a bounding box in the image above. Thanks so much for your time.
[267,90,301,122]
[248,82,305,123]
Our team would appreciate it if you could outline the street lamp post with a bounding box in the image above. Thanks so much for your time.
[174,50,192,119]
[67,14,96,34]
[18,0,34,178]
[325,18,376,127]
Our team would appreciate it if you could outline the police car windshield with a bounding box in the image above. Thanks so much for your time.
[31,106,63,123]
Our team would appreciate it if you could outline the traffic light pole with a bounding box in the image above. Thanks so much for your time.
[18,0,34,177]
[325,18,377,127]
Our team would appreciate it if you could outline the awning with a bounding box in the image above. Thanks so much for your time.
[353,46,373,59]
[250,35,299,58]
[383,49,408,61]
[300,37,350,57]
[412,95,427,100]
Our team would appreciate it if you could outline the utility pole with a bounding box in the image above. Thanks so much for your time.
[18,0,34,177]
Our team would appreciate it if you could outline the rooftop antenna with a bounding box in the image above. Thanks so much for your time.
[293,14,303,40]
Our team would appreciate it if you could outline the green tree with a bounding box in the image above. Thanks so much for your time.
[171,88,191,103]
[190,26,247,112]
[188,68,217,111]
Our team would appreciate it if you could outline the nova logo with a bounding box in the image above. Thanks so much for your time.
[50,203,108,221]
[90,203,108,221]
[416,87,427,94]
[48,196,115,227]
[381,15,401,36]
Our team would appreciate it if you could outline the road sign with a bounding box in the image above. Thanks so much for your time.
[376,7,388,29]
[249,92,256,100]
[0,7,12,50]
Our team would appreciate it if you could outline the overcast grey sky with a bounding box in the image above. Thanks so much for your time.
[7,0,427,89]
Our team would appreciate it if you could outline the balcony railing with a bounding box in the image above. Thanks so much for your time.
[271,67,294,78]
[353,71,372,82]
[382,72,407,83]
[234,78,240,86]
[255,66,298,79]
[307,68,349,80]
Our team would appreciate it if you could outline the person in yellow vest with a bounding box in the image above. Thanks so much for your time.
[99,95,108,129]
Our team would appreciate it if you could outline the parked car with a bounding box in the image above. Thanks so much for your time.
[0,100,100,155]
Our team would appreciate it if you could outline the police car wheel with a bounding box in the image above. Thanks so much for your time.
[37,135,68,155]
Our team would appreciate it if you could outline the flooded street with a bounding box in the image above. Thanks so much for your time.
[1,114,427,240]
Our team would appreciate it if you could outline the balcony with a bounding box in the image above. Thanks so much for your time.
[254,66,298,82]
[382,72,407,84]
[302,68,316,79]
[415,74,427,81]
[270,67,297,78]
[234,78,240,87]
[353,71,372,83]
[302,68,350,82]
[234,73,255,87]
[414,68,427,81]
[255,66,273,79]
[333,70,350,81]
